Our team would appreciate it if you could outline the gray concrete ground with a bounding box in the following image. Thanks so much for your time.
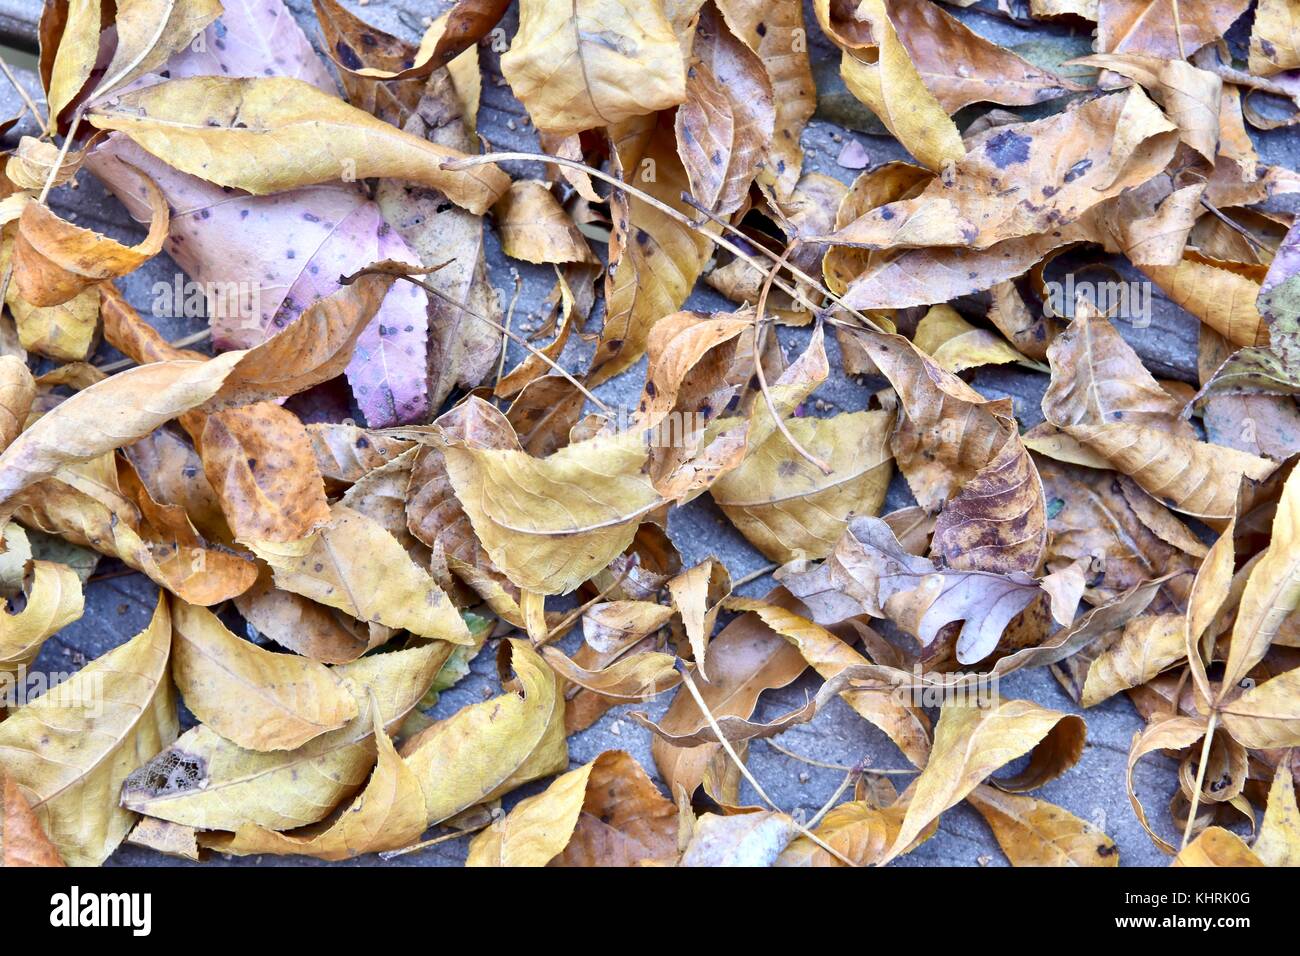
[1,0,1296,866]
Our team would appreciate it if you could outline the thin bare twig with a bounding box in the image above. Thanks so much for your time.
[535,565,632,650]
[353,268,612,415]
[494,269,523,400]
[379,819,492,860]
[753,243,833,475]
[731,562,778,590]
[808,769,857,829]
[1199,197,1276,256]
[440,152,886,335]
[1181,711,1218,850]
[676,663,858,866]
[0,54,47,135]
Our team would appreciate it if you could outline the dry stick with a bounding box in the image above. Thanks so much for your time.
[536,565,632,650]
[95,328,214,373]
[493,270,523,400]
[807,769,857,829]
[753,244,833,475]
[440,152,886,336]
[675,663,858,866]
[38,108,82,205]
[355,268,612,416]
[1181,710,1219,850]
[1199,197,1276,256]
[379,819,492,860]
[766,736,918,775]
[0,55,46,135]
[731,562,778,590]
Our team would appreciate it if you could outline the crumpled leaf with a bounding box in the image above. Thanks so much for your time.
[675,3,774,215]
[0,593,176,866]
[680,810,795,866]
[171,599,358,752]
[1041,307,1275,520]
[1080,613,1186,707]
[500,0,687,136]
[1097,0,1251,61]
[667,558,731,679]
[13,162,167,307]
[0,356,35,452]
[120,641,449,830]
[0,558,84,678]
[780,516,1043,665]
[493,181,594,265]
[1172,826,1264,866]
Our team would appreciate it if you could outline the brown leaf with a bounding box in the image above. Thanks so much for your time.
[675,3,774,215]
[0,773,65,867]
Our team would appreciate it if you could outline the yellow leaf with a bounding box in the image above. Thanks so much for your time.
[203,692,428,860]
[89,77,509,213]
[443,424,662,595]
[0,593,175,865]
[1081,613,1186,707]
[493,181,594,265]
[249,503,471,643]
[1253,761,1300,866]
[402,639,567,826]
[912,305,1026,373]
[967,785,1118,866]
[0,559,84,678]
[1172,827,1264,866]
[171,599,358,752]
[500,0,686,136]
[120,640,449,831]
[884,698,1086,864]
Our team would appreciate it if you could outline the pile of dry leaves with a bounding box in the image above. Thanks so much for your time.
[0,0,1299,869]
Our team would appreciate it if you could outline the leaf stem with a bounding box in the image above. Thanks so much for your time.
[676,662,858,866]
[440,152,885,335]
[1180,710,1218,850]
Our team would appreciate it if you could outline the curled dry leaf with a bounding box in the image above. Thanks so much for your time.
[248,503,472,644]
[780,516,1043,665]
[171,599,358,752]
[0,559,84,677]
[680,810,795,866]
[675,3,774,216]
[0,594,175,866]
[493,181,594,265]
[501,0,687,136]
[89,77,509,214]
[882,698,1086,865]
[541,646,681,701]
[667,558,731,678]
[1042,307,1275,520]
[401,639,566,827]
[13,163,167,307]
[121,641,449,830]
[0,356,35,452]
[467,750,678,867]
[202,692,428,860]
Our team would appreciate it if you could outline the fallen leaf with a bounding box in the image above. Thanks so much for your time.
[967,785,1118,866]
[171,598,358,751]
[0,593,175,865]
